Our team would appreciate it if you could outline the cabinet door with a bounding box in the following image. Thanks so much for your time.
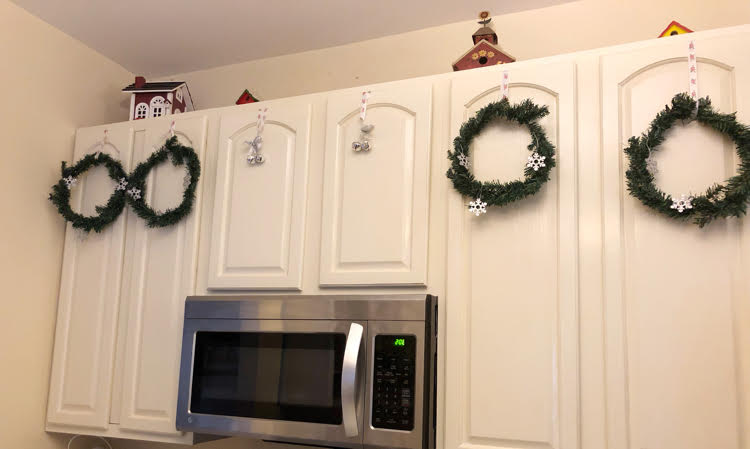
[116,115,208,436]
[444,62,579,449]
[601,32,750,449]
[207,102,311,290]
[319,82,431,286]
[46,125,132,430]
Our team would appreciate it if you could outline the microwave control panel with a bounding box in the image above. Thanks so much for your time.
[372,334,416,430]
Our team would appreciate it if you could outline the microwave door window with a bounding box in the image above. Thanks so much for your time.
[190,332,346,424]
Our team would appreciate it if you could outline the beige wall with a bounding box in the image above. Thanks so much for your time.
[0,1,131,448]
[2,0,749,449]
[169,0,750,110]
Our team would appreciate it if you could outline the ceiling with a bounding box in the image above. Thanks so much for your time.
[12,0,572,76]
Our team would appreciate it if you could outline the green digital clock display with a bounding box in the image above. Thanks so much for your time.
[394,338,406,346]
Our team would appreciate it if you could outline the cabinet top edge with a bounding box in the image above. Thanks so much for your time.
[83,24,750,132]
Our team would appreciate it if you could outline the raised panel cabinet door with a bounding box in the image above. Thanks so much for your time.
[46,125,133,430]
[601,30,750,449]
[207,101,312,290]
[444,62,579,449]
[319,82,431,286]
[116,116,208,436]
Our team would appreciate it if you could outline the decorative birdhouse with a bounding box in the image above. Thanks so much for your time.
[122,76,194,120]
[658,20,693,38]
[236,89,260,105]
[453,12,515,72]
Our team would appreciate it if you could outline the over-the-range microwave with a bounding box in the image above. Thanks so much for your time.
[176,294,437,449]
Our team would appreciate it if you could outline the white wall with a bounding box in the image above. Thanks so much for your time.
[167,0,750,110]
[0,1,131,448]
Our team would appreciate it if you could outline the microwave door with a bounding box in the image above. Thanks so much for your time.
[176,319,367,448]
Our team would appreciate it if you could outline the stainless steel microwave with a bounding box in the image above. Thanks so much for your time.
[176,294,437,449]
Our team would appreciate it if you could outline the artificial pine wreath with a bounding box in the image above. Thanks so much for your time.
[49,136,201,232]
[624,93,750,227]
[49,152,128,233]
[126,136,201,228]
[446,98,556,214]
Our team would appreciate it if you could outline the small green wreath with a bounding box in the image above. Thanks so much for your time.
[446,98,556,215]
[127,136,201,228]
[49,152,128,233]
[625,93,750,228]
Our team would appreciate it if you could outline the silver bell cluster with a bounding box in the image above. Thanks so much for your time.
[352,124,374,152]
[246,135,265,165]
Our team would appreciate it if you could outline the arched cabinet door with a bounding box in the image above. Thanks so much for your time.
[207,101,311,290]
[319,82,431,286]
[46,125,133,431]
[601,31,750,449]
[444,62,579,449]
[114,115,208,437]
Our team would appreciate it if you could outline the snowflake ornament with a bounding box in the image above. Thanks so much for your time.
[709,189,727,203]
[115,177,128,191]
[468,197,487,216]
[457,153,470,168]
[183,173,191,189]
[526,152,546,171]
[127,187,142,201]
[645,156,658,176]
[670,194,694,213]
[63,175,78,189]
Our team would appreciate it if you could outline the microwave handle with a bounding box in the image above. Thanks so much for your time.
[342,322,363,437]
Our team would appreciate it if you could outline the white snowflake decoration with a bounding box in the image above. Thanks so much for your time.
[183,173,191,189]
[526,152,546,171]
[63,175,78,189]
[709,189,726,203]
[670,194,694,213]
[457,153,470,168]
[468,197,487,216]
[115,177,128,191]
[645,155,658,176]
[127,187,142,201]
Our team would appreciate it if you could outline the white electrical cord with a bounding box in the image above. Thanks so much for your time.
[67,434,113,449]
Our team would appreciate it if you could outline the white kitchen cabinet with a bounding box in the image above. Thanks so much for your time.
[115,116,208,437]
[444,61,579,449]
[599,31,750,449]
[207,100,312,290]
[47,115,208,444]
[46,24,750,449]
[46,125,133,431]
[319,82,432,286]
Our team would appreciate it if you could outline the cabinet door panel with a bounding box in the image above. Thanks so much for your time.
[208,102,311,290]
[445,62,579,449]
[320,83,431,286]
[117,116,207,436]
[46,126,132,430]
[601,32,750,449]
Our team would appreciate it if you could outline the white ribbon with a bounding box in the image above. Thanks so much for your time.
[169,120,176,137]
[500,71,510,100]
[360,91,371,121]
[257,108,268,135]
[688,40,698,100]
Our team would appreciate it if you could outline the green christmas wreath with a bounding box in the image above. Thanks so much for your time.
[446,98,556,215]
[49,152,128,233]
[127,136,201,228]
[49,136,201,232]
[624,93,750,227]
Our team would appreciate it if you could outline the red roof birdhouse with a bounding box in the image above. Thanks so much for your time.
[122,76,194,120]
[453,12,515,72]
[236,89,260,105]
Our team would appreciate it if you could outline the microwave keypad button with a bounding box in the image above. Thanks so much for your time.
[372,335,416,431]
